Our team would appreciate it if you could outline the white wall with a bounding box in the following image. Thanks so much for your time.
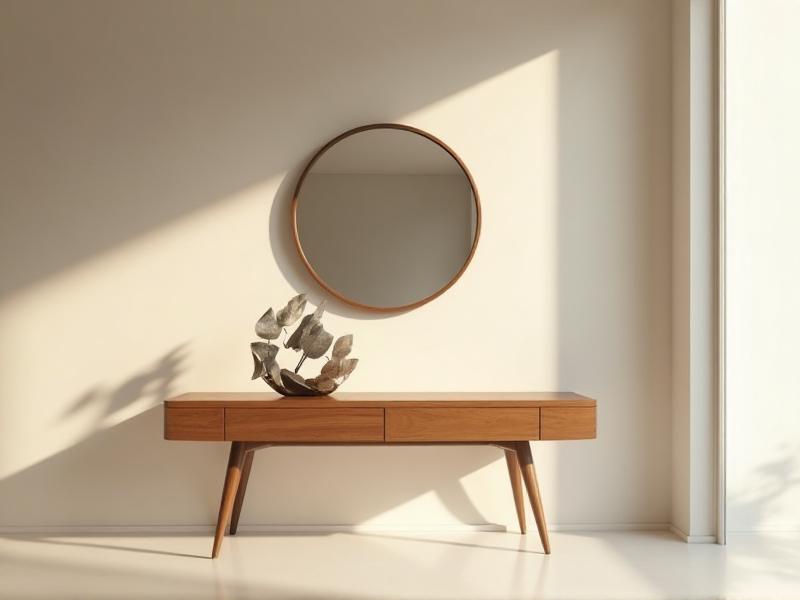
[0,1,673,530]
[726,0,800,532]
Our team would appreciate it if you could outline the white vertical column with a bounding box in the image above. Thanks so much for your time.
[671,0,718,543]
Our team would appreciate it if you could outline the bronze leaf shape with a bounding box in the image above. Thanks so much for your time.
[332,335,353,359]
[320,358,343,379]
[313,377,337,393]
[340,357,359,379]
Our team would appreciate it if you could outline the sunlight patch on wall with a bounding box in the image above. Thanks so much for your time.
[0,177,287,478]
[398,50,562,389]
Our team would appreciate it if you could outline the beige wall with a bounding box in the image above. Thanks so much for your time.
[0,1,672,529]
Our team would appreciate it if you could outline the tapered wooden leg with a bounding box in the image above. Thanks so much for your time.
[515,441,550,554]
[229,450,254,535]
[212,441,246,558]
[504,449,527,534]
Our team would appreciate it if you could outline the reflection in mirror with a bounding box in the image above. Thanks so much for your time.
[294,126,479,311]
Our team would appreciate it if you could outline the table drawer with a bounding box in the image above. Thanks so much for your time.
[540,407,596,440]
[165,407,224,441]
[225,408,384,442]
[385,408,539,442]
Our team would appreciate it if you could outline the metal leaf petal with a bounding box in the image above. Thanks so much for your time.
[276,293,307,327]
[312,377,337,394]
[255,308,281,340]
[298,320,320,348]
[301,323,334,359]
[250,342,278,379]
[285,313,315,350]
[312,299,327,319]
[280,369,317,396]
[262,369,290,395]
[267,361,283,388]
[332,335,353,359]
[320,358,343,379]
[340,357,359,379]
[285,300,327,350]
[251,354,265,380]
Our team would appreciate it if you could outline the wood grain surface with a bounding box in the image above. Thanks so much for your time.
[540,407,597,440]
[165,391,595,409]
[225,408,384,442]
[164,407,224,441]
[385,407,540,441]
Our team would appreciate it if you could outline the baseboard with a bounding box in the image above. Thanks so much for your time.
[549,523,670,532]
[669,524,717,543]
[0,523,507,535]
[0,522,675,535]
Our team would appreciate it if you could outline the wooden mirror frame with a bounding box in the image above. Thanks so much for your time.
[291,123,482,312]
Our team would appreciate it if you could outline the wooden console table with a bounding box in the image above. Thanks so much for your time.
[164,392,597,558]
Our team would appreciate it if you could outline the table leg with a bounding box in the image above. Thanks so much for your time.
[515,441,551,554]
[212,441,246,558]
[230,450,254,535]
[504,449,527,534]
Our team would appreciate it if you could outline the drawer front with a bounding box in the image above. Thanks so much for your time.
[225,408,384,442]
[165,407,224,441]
[540,407,596,440]
[385,408,539,442]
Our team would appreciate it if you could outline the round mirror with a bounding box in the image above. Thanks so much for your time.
[292,124,481,312]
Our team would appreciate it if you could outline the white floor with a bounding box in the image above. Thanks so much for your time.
[1,530,799,599]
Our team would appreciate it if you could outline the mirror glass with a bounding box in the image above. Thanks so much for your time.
[294,126,479,311]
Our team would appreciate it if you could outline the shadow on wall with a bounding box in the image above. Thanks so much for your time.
[0,391,500,529]
[0,345,497,528]
[0,346,189,526]
[1,0,674,536]
[0,0,576,530]
[725,448,800,581]
[2,0,565,316]
[728,444,800,534]
[56,345,187,431]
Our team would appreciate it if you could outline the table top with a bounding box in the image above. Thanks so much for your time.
[165,391,596,409]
